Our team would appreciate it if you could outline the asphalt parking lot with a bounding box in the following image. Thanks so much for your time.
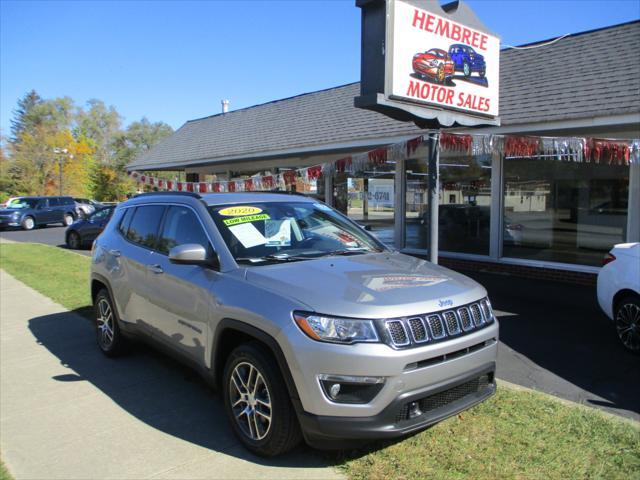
[0,225,91,256]
[1,226,638,421]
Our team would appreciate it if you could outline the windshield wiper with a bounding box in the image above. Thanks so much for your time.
[235,253,311,264]
[324,248,372,257]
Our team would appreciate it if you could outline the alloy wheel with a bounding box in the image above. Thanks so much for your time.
[96,298,115,350]
[24,217,34,230]
[64,214,74,226]
[616,302,640,352]
[229,361,272,441]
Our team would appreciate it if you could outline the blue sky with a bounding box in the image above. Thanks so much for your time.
[1,0,638,132]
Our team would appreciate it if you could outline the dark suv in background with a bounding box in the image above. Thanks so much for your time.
[0,196,77,230]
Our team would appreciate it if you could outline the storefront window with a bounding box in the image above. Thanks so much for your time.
[503,159,629,266]
[405,153,492,255]
[333,163,395,246]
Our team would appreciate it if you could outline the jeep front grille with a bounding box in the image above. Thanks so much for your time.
[382,298,494,349]
[443,311,461,335]
[385,320,409,346]
[408,317,428,343]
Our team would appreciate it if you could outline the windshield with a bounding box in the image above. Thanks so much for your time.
[6,198,38,209]
[208,201,385,264]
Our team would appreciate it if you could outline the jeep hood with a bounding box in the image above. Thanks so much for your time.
[245,252,486,318]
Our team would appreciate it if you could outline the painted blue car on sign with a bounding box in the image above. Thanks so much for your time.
[448,44,486,78]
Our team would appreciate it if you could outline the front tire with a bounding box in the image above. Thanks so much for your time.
[63,213,74,226]
[22,216,35,230]
[223,342,301,456]
[94,289,126,357]
[463,62,471,77]
[614,296,640,354]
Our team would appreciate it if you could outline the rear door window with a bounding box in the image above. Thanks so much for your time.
[49,198,60,207]
[125,205,166,249]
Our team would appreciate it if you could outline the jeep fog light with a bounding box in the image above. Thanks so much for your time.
[318,374,385,404]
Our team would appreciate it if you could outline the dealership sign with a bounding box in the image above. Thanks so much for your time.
[356,0,501,127]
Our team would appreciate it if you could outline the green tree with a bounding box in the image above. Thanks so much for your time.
[90,164,133,201]
[10,90,43,141]
[112,117,173,169]
[75,99,122,165]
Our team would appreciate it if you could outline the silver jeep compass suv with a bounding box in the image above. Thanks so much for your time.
[90,192,498,456]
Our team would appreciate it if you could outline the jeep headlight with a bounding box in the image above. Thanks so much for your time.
[293,312,379,344]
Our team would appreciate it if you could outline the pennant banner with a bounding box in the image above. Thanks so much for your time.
[130,133,638,192]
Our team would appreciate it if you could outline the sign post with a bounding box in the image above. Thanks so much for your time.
[356,0,501,261]
[428,133,440,263]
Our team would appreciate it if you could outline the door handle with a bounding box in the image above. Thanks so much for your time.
[147,264,164,274]
[108,249,121,257]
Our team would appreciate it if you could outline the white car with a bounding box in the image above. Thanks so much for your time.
[597,243,640,353]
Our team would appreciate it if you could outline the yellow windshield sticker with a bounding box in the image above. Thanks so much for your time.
[219,206,262,216]
[223,214,270,226]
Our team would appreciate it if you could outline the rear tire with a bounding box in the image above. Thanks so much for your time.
[67,231,81,249]
[223,342,301,456]
[22,216,35,230]
[614,295,640,354]
[94,289,126,357]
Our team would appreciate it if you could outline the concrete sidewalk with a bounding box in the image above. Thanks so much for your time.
[0,270,344,480]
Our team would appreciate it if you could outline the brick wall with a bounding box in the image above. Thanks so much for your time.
[436,257,598,286]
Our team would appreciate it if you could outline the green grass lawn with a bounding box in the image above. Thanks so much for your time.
[1,243,639,479]
[337,387,640,480]
[0,242,92,316]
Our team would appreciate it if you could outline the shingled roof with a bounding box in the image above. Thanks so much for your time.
[130,21,640,171]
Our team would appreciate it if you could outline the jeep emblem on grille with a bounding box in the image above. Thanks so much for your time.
[438,299,453,308]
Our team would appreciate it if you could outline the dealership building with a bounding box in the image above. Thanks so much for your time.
[129,20,640,283]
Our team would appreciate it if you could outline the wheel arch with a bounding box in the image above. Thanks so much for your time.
[211,319,302,408]
[613,289,640,313]
[90,274,123,324]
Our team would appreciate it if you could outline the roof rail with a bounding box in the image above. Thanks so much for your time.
[133,191,201,199]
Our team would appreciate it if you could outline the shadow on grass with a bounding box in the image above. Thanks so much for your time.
[27,307,389,469]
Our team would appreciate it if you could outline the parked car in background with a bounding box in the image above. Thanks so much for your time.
[74,198,102,218]
[65,206,115,249]
[448,44,486,78]
[412,48,455,84]
[0,196,77,230]
[91,191,498,456]
[597,243,640,353]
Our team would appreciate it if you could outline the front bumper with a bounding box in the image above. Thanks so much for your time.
[0,218,20,227]
[298,363,495,448]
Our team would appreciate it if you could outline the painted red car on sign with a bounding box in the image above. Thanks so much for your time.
[412,48,455,84]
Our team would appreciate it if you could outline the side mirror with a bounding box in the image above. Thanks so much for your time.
[169,243,218,268]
